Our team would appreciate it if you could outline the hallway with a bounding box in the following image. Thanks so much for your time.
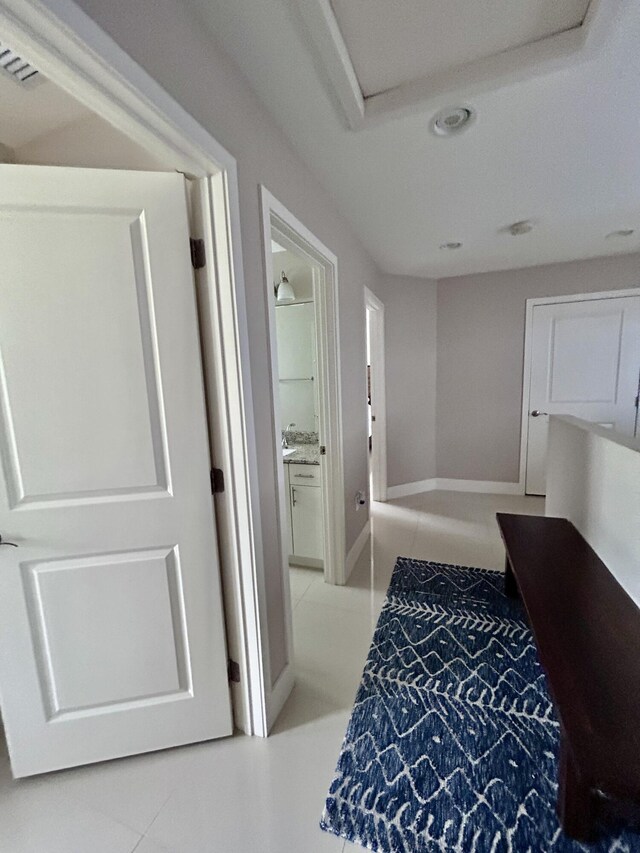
[0,491,543,853]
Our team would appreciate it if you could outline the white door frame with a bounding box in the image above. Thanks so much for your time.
[364,287,387,502]
[259,187,346,596]
[519,287,640,492]
[0,0,270,736]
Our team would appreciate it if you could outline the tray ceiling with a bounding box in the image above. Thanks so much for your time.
[186,0,639,278]
[329,0,590,98]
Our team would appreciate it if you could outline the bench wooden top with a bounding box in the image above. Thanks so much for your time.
[496,513,640,801]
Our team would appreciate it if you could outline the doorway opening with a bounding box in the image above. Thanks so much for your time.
[273,240,324,572]
[259,187,346,721]
[364,287,387,503]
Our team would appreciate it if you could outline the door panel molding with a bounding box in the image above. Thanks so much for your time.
[21,546,191,720]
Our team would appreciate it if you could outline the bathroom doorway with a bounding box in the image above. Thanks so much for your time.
[260,188,345,604]
[259,188,346,724]
[273,240,324,572]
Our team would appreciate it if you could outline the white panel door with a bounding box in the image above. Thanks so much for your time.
[526,295,640,495]
[0,165,232,777]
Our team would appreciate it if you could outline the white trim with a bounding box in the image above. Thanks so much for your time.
[387,479,438,500]
[294,0,364,130]
[387,478,522,499]
[364,287,387,502]
[259,186,346,727]
[0,0,268,736]
[345,519,371,579]
[295,0,615,130]
[518,287,640,496]
[267,661,296,733]
[436,479,523,495]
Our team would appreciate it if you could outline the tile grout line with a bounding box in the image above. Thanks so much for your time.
[141,789,176,839]
[64,790,151,847]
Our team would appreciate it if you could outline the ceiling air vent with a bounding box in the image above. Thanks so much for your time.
[0,40,42,86]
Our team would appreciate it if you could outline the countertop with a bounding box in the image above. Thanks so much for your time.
[282,442,320,465]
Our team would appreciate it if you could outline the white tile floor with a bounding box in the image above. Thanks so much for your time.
[0,490,543,853]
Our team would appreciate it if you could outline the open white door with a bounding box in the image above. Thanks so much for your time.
[525,294,640,495]
[0,165,232,777]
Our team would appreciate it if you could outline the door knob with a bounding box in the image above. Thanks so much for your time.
[530,410,549,418]
[0,534,17,547]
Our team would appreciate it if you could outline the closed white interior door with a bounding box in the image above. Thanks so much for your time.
[0,165,232,777]
[525,294,640,495]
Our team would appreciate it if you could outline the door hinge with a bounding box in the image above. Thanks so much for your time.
[190,237,206,270]
[319,445,326,456]
[210,467,225,494]
[228,659,241,683]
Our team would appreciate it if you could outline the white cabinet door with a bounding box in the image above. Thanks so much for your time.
[0,165,232,777]
[291,484,324,560]
[526,295,640,495]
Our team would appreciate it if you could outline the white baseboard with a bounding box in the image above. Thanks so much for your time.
[267,662,295,734]
[387,479,438,499]
[344,518,371,582]
[387,478,523,499]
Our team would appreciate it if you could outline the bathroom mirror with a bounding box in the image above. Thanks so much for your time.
[276,301,318,433]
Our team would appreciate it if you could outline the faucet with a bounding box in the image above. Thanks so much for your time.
[282,423,296,449]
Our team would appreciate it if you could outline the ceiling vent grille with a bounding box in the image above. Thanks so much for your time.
[0,41,42,86]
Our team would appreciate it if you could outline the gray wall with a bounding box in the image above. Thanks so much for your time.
[373,275,437,487]
[69,0,377,686]
[15,113,170,170]
[436,253,640,482]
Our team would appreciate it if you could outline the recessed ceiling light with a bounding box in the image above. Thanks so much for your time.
[507,220,534,236]
[431,106,475,137]
[439,241,463,250]
[606,229,635,239]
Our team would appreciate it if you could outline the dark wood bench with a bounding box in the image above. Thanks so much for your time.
[496,512,640,841]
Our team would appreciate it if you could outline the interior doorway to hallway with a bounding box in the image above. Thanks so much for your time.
[364,287,387,503]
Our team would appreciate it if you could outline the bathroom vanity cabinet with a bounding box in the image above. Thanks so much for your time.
[284,462,323,565]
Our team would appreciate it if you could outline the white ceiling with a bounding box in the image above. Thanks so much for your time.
[329,0,589,97]
[187,0,640,278]
[0,71,90,149]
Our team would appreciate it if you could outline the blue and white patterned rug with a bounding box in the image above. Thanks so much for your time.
[320,557,640,852]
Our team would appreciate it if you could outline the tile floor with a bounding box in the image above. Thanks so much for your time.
[0,490,543,853]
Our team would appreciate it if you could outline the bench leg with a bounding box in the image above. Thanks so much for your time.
[557,738,597,841]
[504,555,518,598]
